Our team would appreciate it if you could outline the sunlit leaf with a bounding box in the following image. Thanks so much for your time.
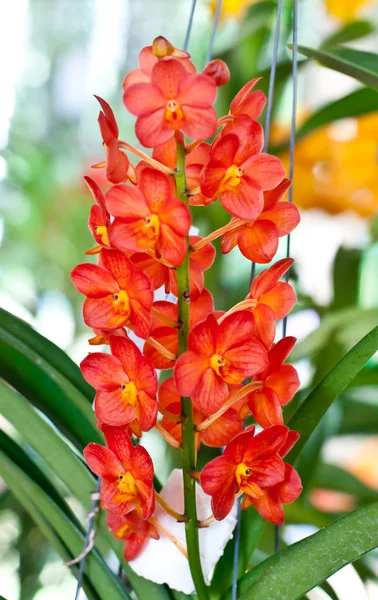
[295,45,378,90]
[322,20,376,47]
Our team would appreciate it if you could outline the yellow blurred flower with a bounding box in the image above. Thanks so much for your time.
[276,112,378,217]
[209,0,259,20]
[325,0,373,22]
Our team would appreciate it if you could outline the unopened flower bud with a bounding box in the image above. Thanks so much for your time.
[203,59,230,86]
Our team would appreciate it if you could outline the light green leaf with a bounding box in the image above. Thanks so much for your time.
[230,502,378,600]
[287,325,378,464]
[322,20,376,47]
[295,45,378,90]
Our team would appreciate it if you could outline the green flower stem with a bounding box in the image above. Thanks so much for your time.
[175,139,209,600]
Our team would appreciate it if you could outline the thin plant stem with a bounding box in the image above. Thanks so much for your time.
[191,219,246,251]
[118,140,174,175]
[176,138,209,600]
[195,381,261,432]
[155,491,188,522]
[155,422,181,449]
[149,517,188,559]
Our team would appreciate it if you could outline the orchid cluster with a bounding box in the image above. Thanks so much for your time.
[71,36,302,583]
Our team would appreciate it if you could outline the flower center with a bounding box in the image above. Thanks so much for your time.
[117,471,136,498]
[120,381,138,407]
[112,290,130,316]
[95,225,108,246]
[165,99,184,123]
[144,214,160,238]
[210,354,226,376]
[115,523,131,539]
[235,463,252,486]
[222,164,244,191]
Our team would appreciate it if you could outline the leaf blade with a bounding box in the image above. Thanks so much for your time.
[287,325,378,464]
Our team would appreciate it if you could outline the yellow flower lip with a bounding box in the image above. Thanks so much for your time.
[112,289,130,316]
[235,462,252,485]
[117,471,136,497]
[144,214,160,238]
[95,225,108,246]
[115,523,131,539]
[210,354,226,376]
[221,164,243,192]
[165,100,184,123]
[120,380,138,407]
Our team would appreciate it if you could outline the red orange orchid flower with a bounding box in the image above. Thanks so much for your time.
[84,425,155,518]
[247,336,300,428]
[123,59,218,148]
[201,116,285,220]
[221,178,301,262]
[71,249,153,339]
[174,311,268,414]
[106,510,159,561]
[81,335,158,431]
[106,167,191,266]
[200,425,300,522]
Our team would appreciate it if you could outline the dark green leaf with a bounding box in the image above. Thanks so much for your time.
[228,502,378,600]
[287,325,378,464]
[0,324,102,449]
[322,20,375,47]
[0,380,95,510]
[332,247,361,311]
[295,45,378,90]
[0,448,130,600]
[339,396,378,434]
[0,307,92,400]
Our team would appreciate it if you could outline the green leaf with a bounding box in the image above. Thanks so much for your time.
[290,307,378,361]
[0,319,102,449]
[294,404,341,491]
[0,380,95,510]
[287,325,378,464]
[322,20,376,47]
[332,247,362,311]
[339,395,378,434]
[314,463,378,503]
[230,502,378,600]
[273,88,378,154]
[0,308,93,400]
[0,447,130,600]
[295,45,378,90]
[0,384,172,600]
[210,510,264,599]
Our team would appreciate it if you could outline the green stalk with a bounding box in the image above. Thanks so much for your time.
[175,139,209,600]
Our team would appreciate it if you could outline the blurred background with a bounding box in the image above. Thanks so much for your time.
[1,0,378,598]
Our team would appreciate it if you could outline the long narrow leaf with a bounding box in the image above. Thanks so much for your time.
[295,45,378,90]
[0,449,131,600]
[0,307,92,399]
[225,502,378,600]
[0,326,101,449]
[287,325,378,463]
